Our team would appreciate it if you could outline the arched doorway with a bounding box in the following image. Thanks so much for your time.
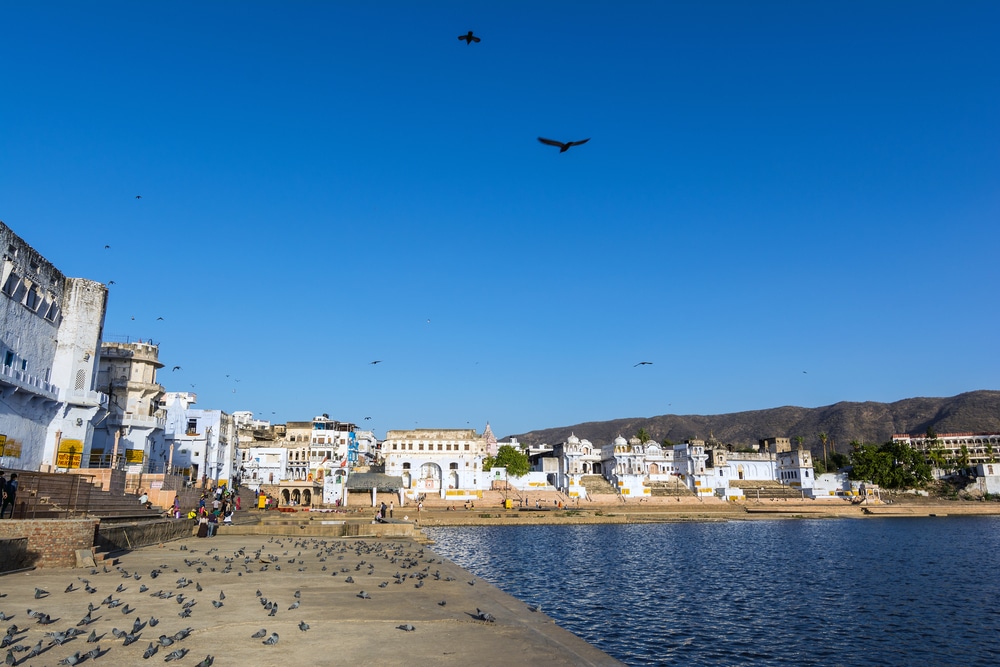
[649,463,660,474]
[419,462,442,493]
[281,489,290,504]
[303,489,312,505]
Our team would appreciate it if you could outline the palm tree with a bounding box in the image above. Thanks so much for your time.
[635,428,651,444]
[819,432,829,469]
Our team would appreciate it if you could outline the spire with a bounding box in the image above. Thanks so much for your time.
[483,422,498,456]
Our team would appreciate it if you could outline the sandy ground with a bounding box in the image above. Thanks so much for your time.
[0,534,621,667]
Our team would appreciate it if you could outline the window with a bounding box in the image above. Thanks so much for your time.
[419,444,424,451]
[450,462,458,470]
[464,444,470,451]
[3,351,13,368]
[186,419,198,435]
[24,288,41,311]
[2,272,20,297]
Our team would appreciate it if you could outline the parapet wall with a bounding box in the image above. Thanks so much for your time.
[96,519,194,552]
[0,519,99,569]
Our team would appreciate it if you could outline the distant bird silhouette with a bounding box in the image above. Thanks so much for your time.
[458,31,480,44]
[135,195,142,199]
[107,280,115,285]
[104,245,110,249]
[364,416,372,420]
[538,137,590,152]
[633,361,652,367]
[172,366,181,371]
[156,316,164,320]
[369,360,382,365]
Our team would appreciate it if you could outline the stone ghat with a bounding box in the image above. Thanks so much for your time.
[0,534,622,667]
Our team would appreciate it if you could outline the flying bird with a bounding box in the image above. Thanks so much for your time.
[537,137,590,152]
[369,360,382,365]
[135,195,142,199]
[458,31,480,44]
[107,280,115,285]
[156,317,164,320]
[364,416,372,420]
[172,366,181,371]
[104,245,110,249]
[633,361,653,367]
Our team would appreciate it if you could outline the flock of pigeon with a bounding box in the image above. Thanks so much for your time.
[1,535,532,666]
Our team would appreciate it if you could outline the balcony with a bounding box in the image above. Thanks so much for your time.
[0,364,59,401]
[109,413,166,430]
[60,388,109,409]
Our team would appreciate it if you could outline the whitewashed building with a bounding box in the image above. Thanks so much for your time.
[154,392,237,486]
[0,221,109,472]
[381,427,487,500]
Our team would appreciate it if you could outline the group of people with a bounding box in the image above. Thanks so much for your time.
[0,471,18,519]
[374,500,395,522]
[190,486,240,538]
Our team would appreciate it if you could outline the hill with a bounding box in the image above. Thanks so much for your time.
[508,390,1000,456]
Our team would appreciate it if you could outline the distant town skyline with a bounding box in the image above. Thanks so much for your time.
[3,2,998,438]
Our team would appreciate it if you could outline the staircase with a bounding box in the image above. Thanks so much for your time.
[580,475,617,495]
[729,480,805,500]
[648,481,697,499]
[11,471,166,522]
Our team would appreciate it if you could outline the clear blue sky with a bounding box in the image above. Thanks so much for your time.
[3,2,998,439]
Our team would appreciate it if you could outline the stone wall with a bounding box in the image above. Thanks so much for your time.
[96,519,193,552]
[0,519,98,569]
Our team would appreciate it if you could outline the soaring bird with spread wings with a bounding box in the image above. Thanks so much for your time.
[538,137,590,153]
[458,31,480,44]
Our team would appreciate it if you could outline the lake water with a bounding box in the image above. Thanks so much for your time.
[425,517,1000,666]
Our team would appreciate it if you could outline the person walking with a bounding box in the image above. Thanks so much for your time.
[1,474,17,519]
[389,501,394,518]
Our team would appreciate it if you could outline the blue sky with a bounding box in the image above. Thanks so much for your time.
[3,2,998,439]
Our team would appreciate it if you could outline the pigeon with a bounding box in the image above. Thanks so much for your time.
[142,642,159,659]
[58,652,81,665]
[262,633,279,645]
[537,137,591,153]
[211,601,223,609]
[397,624,416,632]
[458,30,481,44]
[34,588,50,599]
[87,631,100,643]
[287,601,299,610]
[250,629,266,639]
[298,621,309,632]
[195,656,214,667]
[164,648,189,662]
[64,584,78,593]
[438,600,446,607]
[357,591,370,599]
[476,608,496,622]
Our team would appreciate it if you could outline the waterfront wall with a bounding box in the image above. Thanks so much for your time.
[0,518,99,569]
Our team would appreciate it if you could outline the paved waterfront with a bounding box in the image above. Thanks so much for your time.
[0,534,621,667]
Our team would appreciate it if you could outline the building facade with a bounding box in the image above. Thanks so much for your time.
[0,221,109,472]
[91,340,167,471]
[381,428,488,500]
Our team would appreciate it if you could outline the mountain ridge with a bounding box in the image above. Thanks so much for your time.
[508,390,1000,455]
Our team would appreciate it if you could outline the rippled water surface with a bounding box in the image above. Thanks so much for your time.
[425,518,1000,666]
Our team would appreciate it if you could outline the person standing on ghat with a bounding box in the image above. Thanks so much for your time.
[1,473,18,518]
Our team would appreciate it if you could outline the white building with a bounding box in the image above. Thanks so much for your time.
[893,432,1000,473]
[154,392,237,486]
[0,221,109,472]
[381,427,487,500]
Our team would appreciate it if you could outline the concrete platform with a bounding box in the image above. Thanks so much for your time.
[0,534,622,666]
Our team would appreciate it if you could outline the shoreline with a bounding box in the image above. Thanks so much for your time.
[411,498,1000,528]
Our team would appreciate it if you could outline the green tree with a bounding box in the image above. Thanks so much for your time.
[635,428,652,444]
[849,440,931,490]
[487,444,530,478]
[818,432,829,469]
[661,438,675,447]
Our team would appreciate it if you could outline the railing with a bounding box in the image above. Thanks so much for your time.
[0,364,59,399]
